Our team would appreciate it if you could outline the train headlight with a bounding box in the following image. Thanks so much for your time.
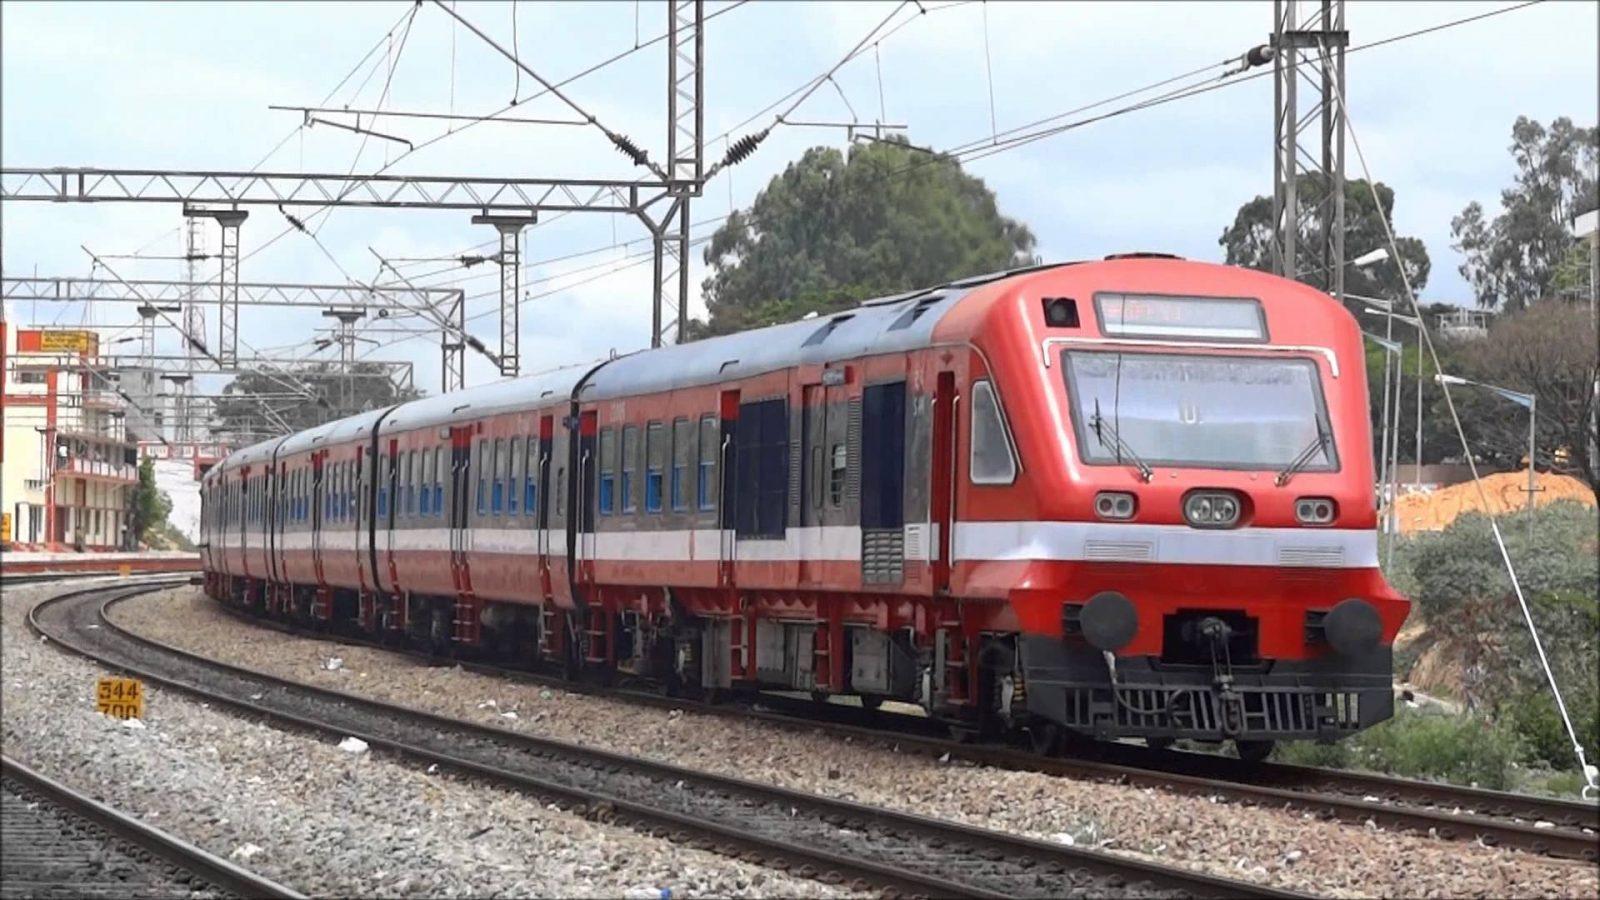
[1295,496,1337,525]
[1093,491,1137,520]
[1183,490,1241,528]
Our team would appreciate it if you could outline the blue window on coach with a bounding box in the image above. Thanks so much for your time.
[598,428,616,516]
[671,418,691,512]
[645,422,664,513]
[432,451,443,518]
[419,448,432,517]
[621,425,640,514]
[508,438,521,516]
[697,415,718,512]
[475,440,488,516]
[491,438,505,516]
[524,438,538,517]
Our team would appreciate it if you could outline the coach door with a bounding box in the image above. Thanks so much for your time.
[536,414,555,594]
[930,372,957,594]
[310,452,326,586]
[799,384,825,586]
[717,389,739,583]
[448,426,473,595]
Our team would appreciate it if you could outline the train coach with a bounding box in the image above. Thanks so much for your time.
[200,254,1408,759]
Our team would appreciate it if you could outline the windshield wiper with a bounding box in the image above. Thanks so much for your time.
[1090,399,1154,482]
[1275,422,1331,486]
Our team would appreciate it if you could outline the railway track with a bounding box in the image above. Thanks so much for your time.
[31,581,1299,900]
[190,586,1600,863]
[1,754,301,900]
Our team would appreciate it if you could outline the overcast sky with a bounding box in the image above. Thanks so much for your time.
[3,0,1596,393]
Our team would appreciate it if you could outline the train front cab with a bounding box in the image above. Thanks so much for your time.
[964,260,1409,752]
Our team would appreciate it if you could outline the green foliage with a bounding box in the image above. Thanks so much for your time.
[212,363,419,443]
[1218,174,1431,299]
[1451,116,1598,312]
[129,456,173,546]
[694,137,1036,337]
[1385,501,1599,775]
[1276,707,1522,790]
[1446,301,1600,495]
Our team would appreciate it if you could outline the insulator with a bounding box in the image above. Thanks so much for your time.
[1244,44,1274,69]
[465,335,488,353]
[279,205,307,233]
[723,129,769,168]
[610,132,649,166]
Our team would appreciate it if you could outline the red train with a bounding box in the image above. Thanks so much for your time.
[200,255,1408,759]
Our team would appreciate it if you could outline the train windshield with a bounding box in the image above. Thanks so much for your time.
[1061,350,1337,471]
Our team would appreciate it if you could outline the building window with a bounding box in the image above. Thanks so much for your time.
[697,415,718,512]
[598,428,616,516]
[970,379,1018,485]
[645,422,665,513]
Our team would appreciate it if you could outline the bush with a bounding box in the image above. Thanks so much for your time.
[1502,687,1600,770]
[1278,707,1521,790]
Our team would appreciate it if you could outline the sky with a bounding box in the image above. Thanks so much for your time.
[2,0,1596,396]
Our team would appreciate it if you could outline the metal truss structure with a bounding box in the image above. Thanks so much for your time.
[3,276,466,393]
[1271,0,1348,299]
[1,1,707,382]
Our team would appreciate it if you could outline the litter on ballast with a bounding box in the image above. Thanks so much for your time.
[120,718,147,730]
[323,657,344,671]
[337,736,369,754]
[230,843,264,861]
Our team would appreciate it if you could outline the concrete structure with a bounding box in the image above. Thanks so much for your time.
[2,320,139,551]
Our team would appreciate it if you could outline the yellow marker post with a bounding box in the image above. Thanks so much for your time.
[118,563,132,578]
[95,677,144,720]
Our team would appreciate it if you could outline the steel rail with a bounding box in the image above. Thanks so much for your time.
[1,754,304,899]
[196,590,1598,862]
[31,583,1297,900]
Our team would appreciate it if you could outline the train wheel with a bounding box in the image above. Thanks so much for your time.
[1235,739,1276,763]
[1028,723,1063,756]
[810,690,830,705]
[859,695,884,712]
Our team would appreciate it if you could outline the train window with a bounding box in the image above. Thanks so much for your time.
[622,425,640,514]
[408,451,420,518]
[830,443,847,506]
[697,416,718,512]
[492,438,506,516]
[376,457,389,519]
[970,379,1018,485]
[431,449,443,517]
[474,440,487,516]
[671,418,691,512]
[598,428,616,516]
[419,449,432,517]
[809,445,823,510]
[556,465,567,517]
[645,422,665,514]
[531,438,544,515]
[508,437,522,516]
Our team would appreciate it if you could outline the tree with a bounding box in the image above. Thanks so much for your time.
[210,363,418,442]
[1447,302,1599,497]
[1451,116,1598,312]
[129,456,172,547]
[694,137,1036,337]
[1218,174,1431,302]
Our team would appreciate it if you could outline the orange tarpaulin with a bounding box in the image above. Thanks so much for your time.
[1393,469,1596,533]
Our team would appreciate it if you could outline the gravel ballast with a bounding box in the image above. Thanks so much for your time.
[107,586,1600,899]
[2,582,852,898]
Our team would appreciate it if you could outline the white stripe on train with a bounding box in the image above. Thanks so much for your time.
[215,521,1375,569]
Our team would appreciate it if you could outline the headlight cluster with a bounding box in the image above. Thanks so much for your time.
[1094,491,1137,520]
[1295,496,1337,525]
[1183,490,1241,528]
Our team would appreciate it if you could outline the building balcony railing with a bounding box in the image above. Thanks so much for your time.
[55,456,137,484]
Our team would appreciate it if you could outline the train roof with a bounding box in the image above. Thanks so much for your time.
[579,263,1072,401]
[377,363,593,436]
[278,406,391,458]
